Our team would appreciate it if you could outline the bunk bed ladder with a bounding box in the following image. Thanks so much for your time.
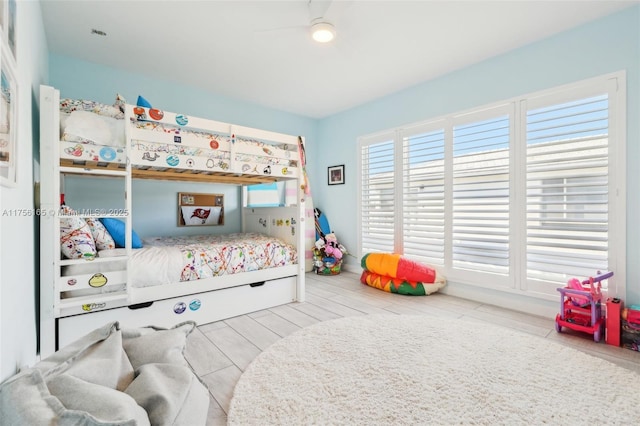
[39,85,133,357]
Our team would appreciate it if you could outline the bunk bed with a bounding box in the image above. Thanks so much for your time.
[39,85,306,357]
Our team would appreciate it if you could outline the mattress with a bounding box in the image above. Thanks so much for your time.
[62,232,298,288]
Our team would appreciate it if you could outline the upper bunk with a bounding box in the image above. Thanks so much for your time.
[45,87,301,185]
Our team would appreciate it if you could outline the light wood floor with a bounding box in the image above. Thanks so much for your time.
[184,271,640,426]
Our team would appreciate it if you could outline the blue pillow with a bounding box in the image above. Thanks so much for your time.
[99,218,143,248]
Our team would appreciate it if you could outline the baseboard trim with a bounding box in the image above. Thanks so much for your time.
[441,280,557,319]
[339,264,557,318]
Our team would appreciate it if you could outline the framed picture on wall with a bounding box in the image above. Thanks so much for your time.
[0,37,17,187]
[328,164,345,185]
[178,192,225,226]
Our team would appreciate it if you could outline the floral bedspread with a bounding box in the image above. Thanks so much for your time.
[145,233,298,281]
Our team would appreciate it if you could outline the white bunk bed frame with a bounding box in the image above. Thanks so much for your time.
[39,85,306,357]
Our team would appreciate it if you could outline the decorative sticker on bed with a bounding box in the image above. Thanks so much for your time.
[132,122,292,158]
[131,121,228,148]
[144,232,297,281]
[131,140,230,159]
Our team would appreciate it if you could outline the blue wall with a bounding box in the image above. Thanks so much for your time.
[63,178,242,237]
[311,6,639,302]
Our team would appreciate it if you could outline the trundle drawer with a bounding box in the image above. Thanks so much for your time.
[58,276,297,349]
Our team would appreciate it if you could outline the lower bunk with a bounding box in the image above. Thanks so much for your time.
[50,209,305,352]
[56,274,298,350]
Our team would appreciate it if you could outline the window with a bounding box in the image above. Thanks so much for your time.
[402,125,445,265]
[358,74,625,299]
[523,90,620,296]
[452,112,511,275]
[360,133,396,254]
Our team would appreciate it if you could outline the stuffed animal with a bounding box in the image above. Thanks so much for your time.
[323,233,343,260]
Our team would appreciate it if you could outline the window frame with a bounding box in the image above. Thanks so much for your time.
[357,72,626,300]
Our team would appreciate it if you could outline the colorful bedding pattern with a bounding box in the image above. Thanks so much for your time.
[85,217,116,250]
[145,232,297,281]
[59,206,97,259]
[360,253,445,296]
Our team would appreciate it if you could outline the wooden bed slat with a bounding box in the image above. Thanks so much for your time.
[132,168,279,184]
[60,160,282,184]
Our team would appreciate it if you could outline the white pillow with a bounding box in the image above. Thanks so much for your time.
[62,110,125,147]
[181,206,221,226]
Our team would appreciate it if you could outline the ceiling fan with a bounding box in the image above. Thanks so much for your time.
[308,0,336,42]
[257,0,351,43]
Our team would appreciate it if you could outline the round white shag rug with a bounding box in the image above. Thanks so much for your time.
[228,315,640,425]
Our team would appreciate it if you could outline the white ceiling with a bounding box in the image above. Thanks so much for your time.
[40,0,639,118]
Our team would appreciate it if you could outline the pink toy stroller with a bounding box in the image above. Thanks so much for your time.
[555,271,613,342]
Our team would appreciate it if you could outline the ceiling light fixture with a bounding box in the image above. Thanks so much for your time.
[310,21,335,43]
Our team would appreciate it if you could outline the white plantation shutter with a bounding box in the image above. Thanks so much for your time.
[402,127,445,265]
[526,94,609,284]
[360,136,396,254]
[452,113,510,275]
[358,74,624,299]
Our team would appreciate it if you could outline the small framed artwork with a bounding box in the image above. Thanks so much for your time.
[0,37,17,187]
[328,164,345,185]
[178,192,224,226]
